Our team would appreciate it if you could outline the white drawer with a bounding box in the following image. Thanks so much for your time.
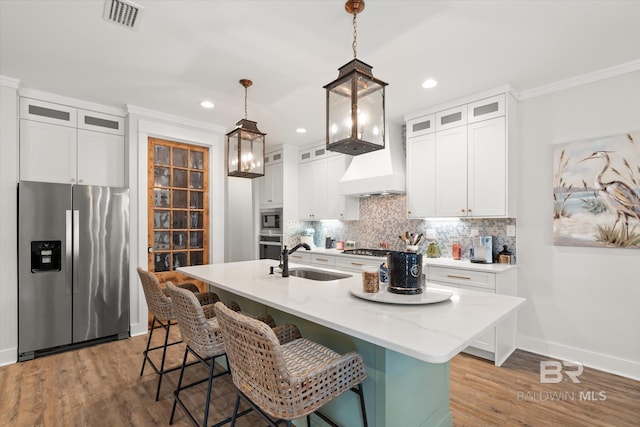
[310,254,335,266]
[288,252,311,264]
[334,256,380,272]
[427,266,496,290]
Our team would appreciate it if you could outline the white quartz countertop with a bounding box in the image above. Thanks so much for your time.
[179,260,524,364]
[304,247,516,273]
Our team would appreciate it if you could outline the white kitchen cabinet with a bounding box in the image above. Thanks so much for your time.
[434,126,468,217]
[20,97,77,127]
[298,161,315,220]
[334,255,380,273]
[405,90,516,218]
[435,104,467,131]
[426,264,517,366]
[77,109,124,135]
[467,117,506,216]
[288,251,382,274]
[311,160,328,219]
[20,120,77,184]
[298,146,358,221]
[298,158,328,220]
[406,132,436,218]
[299,146,328,162]
[77,129,125,187]
[259,150,284,207]
[405,113,435,139]
[467,94,505,124]
[288,252,311,264]
[310,253,335,267]
[19,97,125,187]
[327,154,359,220]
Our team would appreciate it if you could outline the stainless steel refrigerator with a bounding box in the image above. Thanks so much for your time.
[18,181,130,361]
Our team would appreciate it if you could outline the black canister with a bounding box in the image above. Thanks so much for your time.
[325,237,333,249]
[387,251,423,295]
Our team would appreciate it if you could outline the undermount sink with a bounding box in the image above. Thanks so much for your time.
[288,268,352,281]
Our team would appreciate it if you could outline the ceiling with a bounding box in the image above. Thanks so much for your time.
[1,0,639,149]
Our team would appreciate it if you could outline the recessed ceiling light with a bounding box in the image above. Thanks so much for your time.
[296,128,307,134]
[421,79,438,89]
[200,100,214,109]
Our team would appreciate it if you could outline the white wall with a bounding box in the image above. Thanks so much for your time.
[517,70,640,380]
[0,77,19,366]
[225,177,256,262]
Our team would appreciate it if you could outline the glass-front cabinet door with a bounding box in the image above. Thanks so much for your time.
[148,137,209,292]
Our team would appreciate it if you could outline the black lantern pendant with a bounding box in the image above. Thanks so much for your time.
[325,0,388,156]
[227,79,266,178]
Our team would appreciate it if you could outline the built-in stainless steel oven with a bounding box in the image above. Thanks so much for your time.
[260,208,282,234]
[259,234,282,261]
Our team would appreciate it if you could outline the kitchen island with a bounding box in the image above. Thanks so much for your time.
[179,260,525,426]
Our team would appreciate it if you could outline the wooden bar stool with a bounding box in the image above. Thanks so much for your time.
[213,302,369,427]
[137,267,222,401]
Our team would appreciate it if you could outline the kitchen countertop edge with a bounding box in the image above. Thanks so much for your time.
[302,248,516,273]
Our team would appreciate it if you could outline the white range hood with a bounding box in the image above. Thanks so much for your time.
[339,122,406,196]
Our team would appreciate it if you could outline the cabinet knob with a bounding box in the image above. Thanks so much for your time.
[408,211,412,214]
[468,208,472,213]
[461,209,465,213]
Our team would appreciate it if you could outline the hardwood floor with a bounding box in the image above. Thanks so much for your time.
[0,330,263,427]
[451,351,639,427]
[1,331,638,426]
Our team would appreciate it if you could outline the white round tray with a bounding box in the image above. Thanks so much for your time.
[349,285,453,305]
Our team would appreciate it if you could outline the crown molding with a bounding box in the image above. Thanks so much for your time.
[404,84,518,122]
[0,75,20,89]
[126,104,226,134]
[19,87,125,116]
[518,59,640,100]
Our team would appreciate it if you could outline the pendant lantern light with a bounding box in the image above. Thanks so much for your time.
[324,0,388,156]
[227,79,265,178]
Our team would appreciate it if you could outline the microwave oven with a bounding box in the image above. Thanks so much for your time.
[260,208,282,233]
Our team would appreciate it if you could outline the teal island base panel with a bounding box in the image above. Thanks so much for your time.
[211,288,452,427]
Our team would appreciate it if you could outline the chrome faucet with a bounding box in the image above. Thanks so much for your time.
[280,243,311,277]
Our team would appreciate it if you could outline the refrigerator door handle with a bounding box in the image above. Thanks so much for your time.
[65,210,73,295]
[73,209,80,295]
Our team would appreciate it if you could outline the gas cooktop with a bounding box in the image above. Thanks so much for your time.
[342,248,398,257]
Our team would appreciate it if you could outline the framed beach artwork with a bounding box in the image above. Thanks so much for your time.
[553,131,640,248]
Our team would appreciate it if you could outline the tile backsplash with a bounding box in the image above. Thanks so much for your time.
[285,194,517,262]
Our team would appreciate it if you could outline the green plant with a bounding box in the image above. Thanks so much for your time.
[594,223,640,247]
[553,149,573,219]
[580,178,608,215]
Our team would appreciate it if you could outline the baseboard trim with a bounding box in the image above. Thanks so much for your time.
[517,335,639,381]
[0,347,17,367]
[130,322,148,337]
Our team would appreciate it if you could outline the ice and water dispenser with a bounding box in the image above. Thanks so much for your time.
[30,241,62,272]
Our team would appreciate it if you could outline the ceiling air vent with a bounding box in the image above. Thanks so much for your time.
[103,0,144,31]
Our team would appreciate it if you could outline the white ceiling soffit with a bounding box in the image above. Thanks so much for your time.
[103,0,144,31]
